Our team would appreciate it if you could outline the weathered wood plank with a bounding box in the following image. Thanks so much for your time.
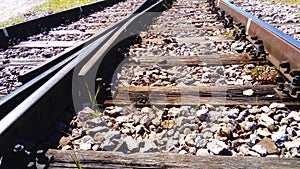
[123,54,252,66]
[46,149,300,169]
[13,41,78,48]
[148,26,222,31]
[143,37,234,44]
[106,85,279,106]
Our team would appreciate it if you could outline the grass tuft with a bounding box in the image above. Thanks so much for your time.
[269,0,300,5]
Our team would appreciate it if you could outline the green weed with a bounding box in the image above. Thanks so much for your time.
[70,151,82,169]
[85,82,103,117]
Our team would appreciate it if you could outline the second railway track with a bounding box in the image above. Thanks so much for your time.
[0,0,300,168]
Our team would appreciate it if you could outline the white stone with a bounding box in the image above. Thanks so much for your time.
[207,139,230,155]
[80,143,92,150]
[196,108,209,121]
[260,106,271,113]
[243,89,254,96]
[196,149,210,156]
[287,111,300,122]
[269,103,285,109]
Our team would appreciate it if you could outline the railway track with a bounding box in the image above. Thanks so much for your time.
[0,0,300,168]
[0,0,143,98]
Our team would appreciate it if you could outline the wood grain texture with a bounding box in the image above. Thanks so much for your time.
[46,149,300,169]
[106,85,280,106]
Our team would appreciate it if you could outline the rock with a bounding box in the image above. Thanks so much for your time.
[196,108,209,121]
[287,111,300,122]
[179,150,188,154]
[121,128,131,135]
[247,150,261,157]
[207,139,231,155]
[59,136,71,147]
[206,111,221,122]
[185,133,196,147]
[162,119,175,129]
[168,107,181,117]
[273,113,285,121]
[227,108,239,118]
[86,126,109,137]
[196,149,210,156]
[94,132,105,143]
[260,106,270,113]
[92,144,100,151]
[290,147,300,158]
[258,113,274,128]
[269,103,285,109]
[241,121,256,131]
[104,131,121,141]
[115,116,128,124]
[167,145,180,153]
[84,117,106,129]
[248,107,261,114]
[251,144,267,156]
[151,118,161,126]
[217,125,232,138]
[175,116,194,126]
[117,136,143,153]
[189,147,197,154]
[182,123,198,131]
[140,139,159,153]
[272,131,288,147]
[243,89,254,96]
[61,145,72,151]
[248,134,260,147]
[284,139,300,150]
[195,135,207,148]
[104,106,123,117]
[256,128,271,137]
[77,107,94,122]
[80,143,92,150]
[231,139,247,148]
[166,139,179,149]
[101,140,117,151]
[286,127,297,137]
[140,114,151,127]
[238,144,250,155]
[280,118,289,126]
[80,135,94,144]
[141,107,153,114]
[135,125,146,136]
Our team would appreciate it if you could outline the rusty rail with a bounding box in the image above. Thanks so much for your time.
[216,0,300,81]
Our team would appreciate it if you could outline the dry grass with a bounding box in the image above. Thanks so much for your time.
[0,0,97,28]
[269,0,300,5]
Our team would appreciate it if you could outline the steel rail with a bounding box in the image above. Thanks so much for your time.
[216,0,300,82]
[18,0,159,83]
[0,29,116,157]
[0,0,121,49]
[0,0,158,122]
